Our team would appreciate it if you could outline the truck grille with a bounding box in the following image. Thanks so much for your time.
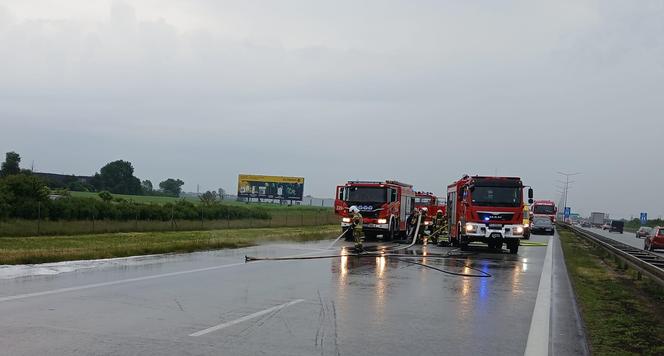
[360,211,379,218]
[477,212,514,222]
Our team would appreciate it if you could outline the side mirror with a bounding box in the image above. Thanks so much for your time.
[528,188,533,199]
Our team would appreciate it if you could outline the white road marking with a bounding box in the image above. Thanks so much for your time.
[0,249,328,303]
[189,299,305,337]
[0,262,246,303]
[524,235,554,356]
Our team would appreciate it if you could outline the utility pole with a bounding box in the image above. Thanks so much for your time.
[557,172,581,221]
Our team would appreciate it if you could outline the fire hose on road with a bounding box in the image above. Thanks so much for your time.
[246,214,492,278]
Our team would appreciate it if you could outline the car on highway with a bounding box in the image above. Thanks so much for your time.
[602,223,611,230]
[581,221,591,228]
[609,220,624,233]
[531,216,555,235]
[635,226,652,239]
[644,226,664,252]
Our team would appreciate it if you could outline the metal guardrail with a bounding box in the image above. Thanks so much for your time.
[560,223,664,287]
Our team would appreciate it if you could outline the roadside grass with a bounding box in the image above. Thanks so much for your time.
[0,225,340,265]
[559,228,664,355]
[0,210,338,237]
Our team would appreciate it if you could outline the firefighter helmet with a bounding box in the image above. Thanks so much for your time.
[349,206,360,214]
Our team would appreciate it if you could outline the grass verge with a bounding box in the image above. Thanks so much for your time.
[0,225,340,265]
[559,227,664,355]
[0,211,338,237]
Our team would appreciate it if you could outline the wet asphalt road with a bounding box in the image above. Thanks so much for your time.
[0,233,585,356]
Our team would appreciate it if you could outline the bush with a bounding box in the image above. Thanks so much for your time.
[98,191,113,202]
[0,173,49,219]
[37,197,270,222]
[0,174,270,222]
[625,218,664,230]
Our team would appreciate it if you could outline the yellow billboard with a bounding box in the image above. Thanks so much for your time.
[237,174,305,200]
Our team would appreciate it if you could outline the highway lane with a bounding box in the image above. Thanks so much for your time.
[0,234,586,355]
[579,226,664,257]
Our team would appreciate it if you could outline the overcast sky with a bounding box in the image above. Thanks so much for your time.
[1,0,662,219]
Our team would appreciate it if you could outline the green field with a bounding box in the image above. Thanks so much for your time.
[559,227,664,355]
[0,225,340,265]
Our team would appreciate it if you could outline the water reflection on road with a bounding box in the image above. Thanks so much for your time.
[329,242,538,342]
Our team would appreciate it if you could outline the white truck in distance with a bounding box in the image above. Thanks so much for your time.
[590,212,606,228]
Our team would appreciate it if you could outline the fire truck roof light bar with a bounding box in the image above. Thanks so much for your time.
[471,176,522,181]
[346,180,413,188]
[384,180,413,187]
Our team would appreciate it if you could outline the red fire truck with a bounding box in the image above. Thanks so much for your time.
[335,180,416,240]
[415,192,447,229]
[531,200,557,223]
[447,175,533,254]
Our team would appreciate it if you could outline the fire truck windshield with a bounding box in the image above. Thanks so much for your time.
[415,197,432,204]
[533,205,555,214]
[471,186,521,207]
[346,187,387,203]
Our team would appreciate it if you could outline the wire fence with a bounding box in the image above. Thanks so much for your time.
[0,210,340,237]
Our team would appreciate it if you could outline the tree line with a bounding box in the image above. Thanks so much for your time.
[625,218,664,230]
[3,151,184,197]
[0,152,266,221]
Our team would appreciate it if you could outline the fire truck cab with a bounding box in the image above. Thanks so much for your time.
[415,192,447,228]
[531,200,557,223]
[447,175,533,254]
[335,180,416,240]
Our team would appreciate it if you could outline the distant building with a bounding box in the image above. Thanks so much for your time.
[34,172,94,186]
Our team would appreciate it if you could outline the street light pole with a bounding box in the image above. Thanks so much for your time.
[557,172,581,221]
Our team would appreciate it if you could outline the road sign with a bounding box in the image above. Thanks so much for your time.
[640,212,648,225]
[564,207,571,221]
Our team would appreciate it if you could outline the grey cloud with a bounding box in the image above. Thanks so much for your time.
[0,0,663,219]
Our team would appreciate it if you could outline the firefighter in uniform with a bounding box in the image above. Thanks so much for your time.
[348,206,364,252]
[408,208,423,241]
[418,208,429,244]
[432,209,450,246]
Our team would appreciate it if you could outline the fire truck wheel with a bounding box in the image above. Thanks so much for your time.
[508,241,519,254]
[387,219,397,241]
